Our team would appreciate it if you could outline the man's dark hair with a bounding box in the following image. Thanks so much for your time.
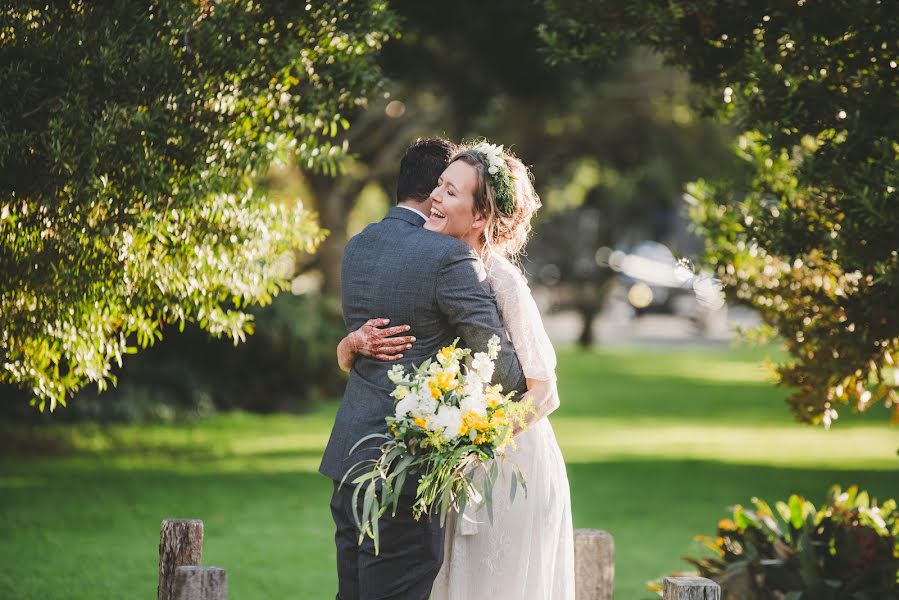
[396,138,455,203]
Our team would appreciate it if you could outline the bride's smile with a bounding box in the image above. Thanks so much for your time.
[424,160,485,247]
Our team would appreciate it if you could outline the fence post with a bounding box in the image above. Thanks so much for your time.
[173,566,228,600]
[158,519,204,600]
[663,576,721,600]
[574,528,614,600]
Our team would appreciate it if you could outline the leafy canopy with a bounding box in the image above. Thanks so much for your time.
[540,0,899,425]
[0,2,397,410]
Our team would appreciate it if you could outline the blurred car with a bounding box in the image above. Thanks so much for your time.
[606,240,726,333]
[610,241,687,314]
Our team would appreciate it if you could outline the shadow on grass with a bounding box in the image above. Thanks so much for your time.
[1,454,896,600]
[567,458,899,599]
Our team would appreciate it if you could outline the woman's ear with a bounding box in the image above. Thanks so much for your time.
[472,211,487,233]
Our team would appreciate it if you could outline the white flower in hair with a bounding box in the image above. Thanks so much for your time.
[471,142,516,215]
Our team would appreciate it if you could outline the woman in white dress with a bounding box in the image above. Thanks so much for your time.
[339,143,575,600]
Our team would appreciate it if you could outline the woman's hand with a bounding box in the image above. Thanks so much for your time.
[349,318,415,361]
[337,318,415,372]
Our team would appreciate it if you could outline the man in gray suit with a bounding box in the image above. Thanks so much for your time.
[319,138,527,599]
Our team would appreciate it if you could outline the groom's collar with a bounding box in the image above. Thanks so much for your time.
[386,204,426,227]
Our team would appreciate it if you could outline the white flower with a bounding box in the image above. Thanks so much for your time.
[488,165,498,175]
[388,364,408,385]
[433,405,462,440]
[412,394,439,419]
[460,393,487,417]
[471,352,495,382]
[394,395,417,420]
[486,335,501,360]
[463,372,483,392]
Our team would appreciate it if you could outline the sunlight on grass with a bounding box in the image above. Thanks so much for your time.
[588,348,777,384]
[2,345,896,600]
[554,418,898,469]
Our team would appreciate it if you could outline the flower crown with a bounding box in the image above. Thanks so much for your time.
[470,143,515,216]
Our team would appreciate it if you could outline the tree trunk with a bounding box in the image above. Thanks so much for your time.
[311,183,356,297]
[577,305,597,347]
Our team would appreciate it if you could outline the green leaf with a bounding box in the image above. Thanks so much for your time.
[349,433,390,455]
[788,494,805,530]
[362,481,376,540]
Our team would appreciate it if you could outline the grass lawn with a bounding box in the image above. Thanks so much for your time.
[1,344,896,599]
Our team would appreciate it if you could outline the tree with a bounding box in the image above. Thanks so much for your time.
[539,0,899,425]
[302,0,735,339]
[518,50,736,346]
[303,0,576,296]
[0,2,396,410]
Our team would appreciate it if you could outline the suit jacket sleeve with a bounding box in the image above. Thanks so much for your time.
[435,243,527,396]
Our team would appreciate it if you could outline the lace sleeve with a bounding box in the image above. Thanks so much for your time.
[487,256,560,420]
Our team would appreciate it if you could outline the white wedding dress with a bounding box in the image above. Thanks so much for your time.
[431,254,575,600]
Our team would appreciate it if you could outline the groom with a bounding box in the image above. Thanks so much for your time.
[319,138,527,599]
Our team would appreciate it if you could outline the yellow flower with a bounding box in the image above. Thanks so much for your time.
[485,384,503,408]
[414,417,428,428]
[428,372,458,398]
[474,434,489,445]
[437,371,458,391]
[437,346,456,365]
[461,410,491,435]
[391,386,409,400]
[717,518,737,531]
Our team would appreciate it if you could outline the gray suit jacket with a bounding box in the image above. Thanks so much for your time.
[319,206,527,483]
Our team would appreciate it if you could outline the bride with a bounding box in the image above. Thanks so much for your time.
[338,142,575,599]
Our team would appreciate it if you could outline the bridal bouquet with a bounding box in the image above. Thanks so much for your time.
[345,335,530,553]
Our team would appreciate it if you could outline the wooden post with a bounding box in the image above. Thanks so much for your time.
[158,519,204,600]
[574,528,614,600]
[173,566,227,600]
[663,576,721,600]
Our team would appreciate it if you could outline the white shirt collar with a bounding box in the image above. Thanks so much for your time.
[397,204,428,222]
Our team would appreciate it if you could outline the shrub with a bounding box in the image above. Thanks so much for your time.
[683,485,899,600]
[0,292,347,423]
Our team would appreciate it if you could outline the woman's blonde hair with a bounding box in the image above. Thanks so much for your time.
[450,146,541,262]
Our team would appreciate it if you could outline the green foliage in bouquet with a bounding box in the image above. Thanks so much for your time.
[345,336,531,554]
[538,0,899,427]
[0,2,397,411]
[681,485,899,600]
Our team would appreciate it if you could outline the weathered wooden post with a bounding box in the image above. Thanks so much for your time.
[663,576,721,600]
[173,566,228,600]
[574,528,614,600]
[158,519,204,600]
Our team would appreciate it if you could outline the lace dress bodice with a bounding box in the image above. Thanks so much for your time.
[430,253,575,600]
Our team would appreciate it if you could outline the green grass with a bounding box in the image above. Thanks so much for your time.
[1,344,897,599]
